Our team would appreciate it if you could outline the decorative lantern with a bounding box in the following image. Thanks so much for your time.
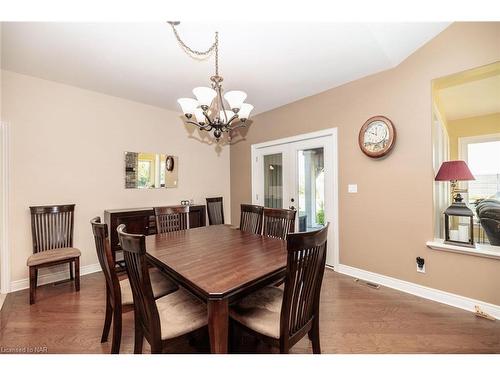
[443,203,475,247]
[435,160,476,248]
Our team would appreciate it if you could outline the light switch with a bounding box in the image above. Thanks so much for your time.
[348,184,358,193]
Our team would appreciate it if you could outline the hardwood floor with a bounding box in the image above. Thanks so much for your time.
[0,269,499,354]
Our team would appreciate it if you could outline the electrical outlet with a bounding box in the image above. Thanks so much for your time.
[416,257,425,273]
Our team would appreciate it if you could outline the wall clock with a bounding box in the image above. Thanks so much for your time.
[165,155,175,171]
[358,116,396,158]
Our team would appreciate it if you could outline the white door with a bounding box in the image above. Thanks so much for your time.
[252,129,338,267]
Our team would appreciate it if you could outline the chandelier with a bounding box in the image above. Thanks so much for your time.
[169,22,253,142]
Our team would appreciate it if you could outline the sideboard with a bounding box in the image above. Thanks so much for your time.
[104,205,206,257]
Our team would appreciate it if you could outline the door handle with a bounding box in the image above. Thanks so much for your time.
[289,206,296,210]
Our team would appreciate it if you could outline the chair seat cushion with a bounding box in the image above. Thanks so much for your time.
[119,268,178,305]
[26,247,81,266]
[156,288,207,340]
[229,286,283,339]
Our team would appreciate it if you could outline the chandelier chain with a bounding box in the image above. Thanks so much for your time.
[168,22,219,76]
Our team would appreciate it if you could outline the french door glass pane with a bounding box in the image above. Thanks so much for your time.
[298,147,325,232]
[264,153,283,208]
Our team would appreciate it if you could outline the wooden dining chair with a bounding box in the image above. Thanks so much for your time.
[206,197,224,225]
[154,205,190,233]
[239,204,264,235]
[90,217,178,354]
[230,224,329,354]
[116,224,208,354]
[27,204,81,304]
[263,208,297,240]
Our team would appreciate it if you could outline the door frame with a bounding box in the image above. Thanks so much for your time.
[250,128,339,268]
[0,121,11,294]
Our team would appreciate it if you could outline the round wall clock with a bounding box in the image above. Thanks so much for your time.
[358,116,396,158]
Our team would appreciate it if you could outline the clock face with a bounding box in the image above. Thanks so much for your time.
[359,116,396,158]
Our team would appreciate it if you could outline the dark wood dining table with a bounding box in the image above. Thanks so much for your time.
[145,224,287,353]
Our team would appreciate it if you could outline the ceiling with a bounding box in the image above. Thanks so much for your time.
[1,22,450,114]
[438,74,500,121]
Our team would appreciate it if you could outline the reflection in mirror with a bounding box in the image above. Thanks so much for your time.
[125,152,178,189]
[432,62,500,247]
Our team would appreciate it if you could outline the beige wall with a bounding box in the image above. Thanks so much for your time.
[230,22,500,304]
[448,112,500,159]
[2,70,231,282]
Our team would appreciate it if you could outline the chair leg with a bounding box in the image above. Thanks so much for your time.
[74,257,80,291]
[133,311,144,354]
[29,267,37,305]
[69,261,74,280]
[279,340,289,354]
[229,321,238,353]
[101,291,113,343]
[34,269,38,287]
[311,317,321,354]
[110,307,122,354]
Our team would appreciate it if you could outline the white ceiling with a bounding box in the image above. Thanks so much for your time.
[1,22,450,114]
[438,75,500,121]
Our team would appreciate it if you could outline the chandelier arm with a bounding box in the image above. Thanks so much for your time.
[226,114,239,126]
[186,120,212,131]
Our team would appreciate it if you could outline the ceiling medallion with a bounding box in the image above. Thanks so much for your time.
[169,22,253,142]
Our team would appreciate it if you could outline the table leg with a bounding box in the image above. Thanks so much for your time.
[207,298,229,354]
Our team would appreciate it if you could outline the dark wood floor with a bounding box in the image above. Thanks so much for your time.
[0,269,499,354]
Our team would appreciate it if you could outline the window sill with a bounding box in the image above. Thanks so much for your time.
[426,239,500,260]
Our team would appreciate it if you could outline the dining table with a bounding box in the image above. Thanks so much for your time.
[145,224,287,353]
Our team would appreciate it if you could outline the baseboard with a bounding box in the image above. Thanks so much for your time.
[10,263,102,293]
[336,264,500,320]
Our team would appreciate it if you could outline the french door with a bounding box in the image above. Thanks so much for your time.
[251,129,338,267]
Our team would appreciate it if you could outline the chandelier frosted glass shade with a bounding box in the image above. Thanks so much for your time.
[177,98,198,116]
[194,108,206,123]
[238,103,254,120]
[224,90,247,110]
[193,87,217,107]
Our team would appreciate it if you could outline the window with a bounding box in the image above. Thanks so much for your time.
[138,160,152,188]
[460,136,500,203]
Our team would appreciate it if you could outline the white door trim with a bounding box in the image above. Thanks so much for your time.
[251,128,339,268]
[0,121,11,294]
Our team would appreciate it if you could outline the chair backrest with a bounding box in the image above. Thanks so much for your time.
[117,224,161,342]
[263,208,296,240]
[154,205,190,234]
[206,197,224,225]
[280,224,329,343]
[239,204,264,235]
[30,204,75,253]
[90,217,121,305]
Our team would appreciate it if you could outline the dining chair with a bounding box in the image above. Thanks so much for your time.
[116,224,208,354]
[90,217,178,354]
[262,208,297,240]
[206,197,224,225]
[27,204,81,304]
[230,223,329,354]
[239,204,264,235]
[154,205,190,233]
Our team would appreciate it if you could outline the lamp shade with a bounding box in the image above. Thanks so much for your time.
[238,103,254,120]
[224,90,247,110]
[177,98,198,115]
[193,87,217,107]
[435,160,475,181]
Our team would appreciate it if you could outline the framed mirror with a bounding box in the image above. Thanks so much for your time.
[125,152,178,189]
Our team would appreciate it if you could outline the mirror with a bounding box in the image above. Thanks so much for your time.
[125,152,178,189]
